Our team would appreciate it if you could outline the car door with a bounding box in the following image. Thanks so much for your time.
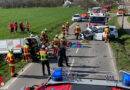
[93,28,103,40]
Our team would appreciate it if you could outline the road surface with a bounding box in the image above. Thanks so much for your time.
[1,22,117,90]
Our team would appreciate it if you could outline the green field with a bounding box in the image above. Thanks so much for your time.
[0,7,83,82]
[108,16,130,70]
[128,16,130,23]
[0,7,83,40]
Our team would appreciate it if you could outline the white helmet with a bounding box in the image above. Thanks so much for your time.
[41,31,44,34]
[62,25,64,27]
[45,47,49,50]
[55,34,58,38]
[44,28,47,32]
[25,41,29,45]
[30,34,34,37]
[66,22,68,24]
[9,48,13,53]
[41,45,45,49]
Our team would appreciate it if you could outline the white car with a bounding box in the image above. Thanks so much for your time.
[72,14,81,22]
[80,26,118,40]
[93,26,118,40]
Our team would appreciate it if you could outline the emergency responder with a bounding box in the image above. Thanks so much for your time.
[52,35,59,55]
[65,22,69,35]
[26,22,30,32]
[38,45,51,76]
[23,42,32,63]
[14,22,18,33]
[19,22,24,32]
[61,25,66,36]
[104,26,110,43]
[74,24,81,40]
[40,28,49,46]
[6,49,16,77]
[57,41,69,67]
[60,35,67,46]
[9,22,14,33]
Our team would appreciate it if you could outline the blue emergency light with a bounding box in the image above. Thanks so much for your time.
[122,72,130,86]
[52,68,63,81]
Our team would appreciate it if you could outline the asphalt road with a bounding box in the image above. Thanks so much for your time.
[1,22,117,90]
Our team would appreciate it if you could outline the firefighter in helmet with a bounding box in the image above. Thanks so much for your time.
[104,26,110,43]
[52,35,59,55]
[74,24,81,40]
[65,22,69,35]
[6,49,16,77]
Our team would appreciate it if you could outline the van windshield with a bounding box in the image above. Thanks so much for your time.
[90,17,106,23]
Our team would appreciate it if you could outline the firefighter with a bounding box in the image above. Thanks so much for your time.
[38,45,51,76]
[60,35,67,46]
[23,42,32,63]
[74,24,81,40]
[6,49,16,77]
[61,25,66,36]
[104,26,110,43]
[65,22,69,35]
[57,41,69,67]
[52,35,59,55]
[9,22,14,33]
[40,28,49,46]
[26,22,30,33]
[14,22,18,33]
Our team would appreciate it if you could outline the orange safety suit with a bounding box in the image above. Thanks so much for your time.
[104,27,109,43]
[60,38,67,46]
[41,33,49,46]
[75,26,81,40]
[6,52,15,77]
[52,38,59,54]
[23,44,32,62]
[14,23,18,32]
[65,23,69,35]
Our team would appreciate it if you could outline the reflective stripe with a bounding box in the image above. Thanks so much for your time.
[40,51,48,61]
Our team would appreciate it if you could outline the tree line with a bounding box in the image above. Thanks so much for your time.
[0,0,63,8]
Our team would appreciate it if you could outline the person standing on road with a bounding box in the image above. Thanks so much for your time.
[65,22,69,35]
[14,22,18,33]
[6,49,16,77]
[61,25,66,36]
[57,40,69,67]
[60,35,67,46]
[74,24,81,40]
[38,45,51,76]
[104,26,110,43]
[52,35,59,55]
[26,22,30,33]
[23,42,32,63]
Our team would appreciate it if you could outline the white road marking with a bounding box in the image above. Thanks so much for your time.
[107,43,118,74]
[76,48,79,54]
[1,63,33,90]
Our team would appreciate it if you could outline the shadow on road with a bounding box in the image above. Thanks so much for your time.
[72,65,99,68]
[18,75,48,79]
[68,56,96,59]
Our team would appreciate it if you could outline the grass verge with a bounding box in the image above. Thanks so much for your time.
[128,16,130,23]
[108,16,130,70]
[0,7,83,83]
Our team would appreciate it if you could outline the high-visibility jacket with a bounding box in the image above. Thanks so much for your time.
[104,28,109,36]
[26,24,30,29]
[52,38,59,46]
[23,44,30,55]
[6,52,15,66]
[75,26,81,33]
[38,49,48,61]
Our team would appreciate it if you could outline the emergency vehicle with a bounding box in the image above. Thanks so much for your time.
[0,36,41,61]
[24,68,130,90]
[117,9,128,16]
